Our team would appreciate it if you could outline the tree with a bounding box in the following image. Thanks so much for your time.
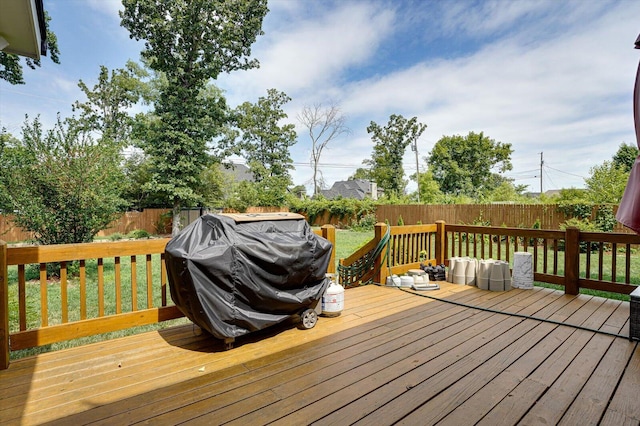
[0,13,60,85]
[120,0,268,235]
[349,168,372,181]
[198,160,226,209]
[612,142,638,173]
[410,168,442,204]
[584,161,628,204]
[427,131,512,198]
[483,181,529,203]
[363,114,427,198]
[227,89,297,184]
[0,116,126,244]
[297,103,349,196]
[71,61,150,144]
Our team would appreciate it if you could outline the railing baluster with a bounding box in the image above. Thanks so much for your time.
[161,253,167,307]
[611,243,617,283]
[40,263,47,327]
[598,244,604,281]
[98,258,104,317]
[553,239,558,275]
[115,257,122,314]
[625,244,631,284]
[18,265,26,331]
[146,254,153,308]
[61,261,68,324]
[131,255,138,311]
[543,239,548,274]
[80,260,86,320]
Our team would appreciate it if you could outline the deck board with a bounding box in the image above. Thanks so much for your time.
[0,283,637,425]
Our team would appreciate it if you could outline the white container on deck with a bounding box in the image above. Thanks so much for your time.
[322,276,344,317]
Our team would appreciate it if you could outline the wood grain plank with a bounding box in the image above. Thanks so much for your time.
[604,343,640,423]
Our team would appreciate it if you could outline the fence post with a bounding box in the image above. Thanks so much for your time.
[321,224,336,274]
[373,223,387,285]
[564,227,580,295]
[435,220,446,265]
[0,240,9,369]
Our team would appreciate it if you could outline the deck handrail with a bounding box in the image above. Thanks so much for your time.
[0,225,336,369]
[342,221,640,297]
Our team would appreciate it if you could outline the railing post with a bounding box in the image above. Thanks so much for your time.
[373,222,387,285]
[0,240,9,370]
[564,226,580,295]
[435,220,446,265]
[321,224,336,274]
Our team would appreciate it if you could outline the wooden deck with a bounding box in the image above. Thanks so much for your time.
[1,283,639,425]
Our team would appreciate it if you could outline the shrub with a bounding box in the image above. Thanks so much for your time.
[127,229,151,239]
[349,212,377,232]
[108,233,125,241]
[559,218,600,252]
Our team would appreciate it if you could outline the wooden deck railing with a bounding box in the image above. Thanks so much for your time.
[340,221,640,297]
[338,222,445,287]
[0,225,336,369]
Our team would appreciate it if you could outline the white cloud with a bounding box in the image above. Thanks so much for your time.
[86,0,122,19]
[218,1,395,106]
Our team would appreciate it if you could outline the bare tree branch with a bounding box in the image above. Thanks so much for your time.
[297,103,350,196]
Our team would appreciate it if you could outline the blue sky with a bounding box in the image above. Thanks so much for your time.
[1,0,639,195]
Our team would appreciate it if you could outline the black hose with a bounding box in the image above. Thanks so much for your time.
[374,283,633,340]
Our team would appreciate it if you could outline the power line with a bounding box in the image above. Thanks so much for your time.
[544,164,587,179]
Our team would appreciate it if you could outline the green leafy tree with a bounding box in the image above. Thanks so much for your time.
[584,161,627,204]
[121,152,169,210]
[483,181,529,203]
[71,61,150,143]
[612,142,638,173]
[0,13,60,85]
[427,131,512,198]
[0,116,126,244]
[198,160,226,209]
[227,89,297,184]
[411,168,442,204]
[120,0,268,235]
[0,128,21,211]
[349,168,372,181]
[363,114,427,198]
[290,184,307,199]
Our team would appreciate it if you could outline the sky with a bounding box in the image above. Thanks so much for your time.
[1,0,640,195]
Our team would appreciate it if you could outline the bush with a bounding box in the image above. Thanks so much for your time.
[127,229,151,239]
[559,218,600,252]
[108,233,125,241]
[288,197,376,226]
[595,205,616,232]
[349,212,377,232]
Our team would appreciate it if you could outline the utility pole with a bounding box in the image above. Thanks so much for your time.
[412,139,420,203]
[540,152,544,194]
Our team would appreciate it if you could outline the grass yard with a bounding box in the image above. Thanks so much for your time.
[334,228,374,264]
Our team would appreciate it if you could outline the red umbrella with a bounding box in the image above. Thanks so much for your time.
[616,34,640,233]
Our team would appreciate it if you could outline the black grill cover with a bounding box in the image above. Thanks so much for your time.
[165,213,333,340]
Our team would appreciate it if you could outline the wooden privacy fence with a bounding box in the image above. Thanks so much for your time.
[339,221,640,297]
[0,225,336,369]
[0,209,172,243]
[375,204,630,233]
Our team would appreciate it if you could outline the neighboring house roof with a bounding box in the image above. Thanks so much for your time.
[320,180,374,200]
[222,162,254,183]
[0,0,48,59]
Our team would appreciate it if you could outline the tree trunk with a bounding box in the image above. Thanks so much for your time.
[172,202,182,237]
